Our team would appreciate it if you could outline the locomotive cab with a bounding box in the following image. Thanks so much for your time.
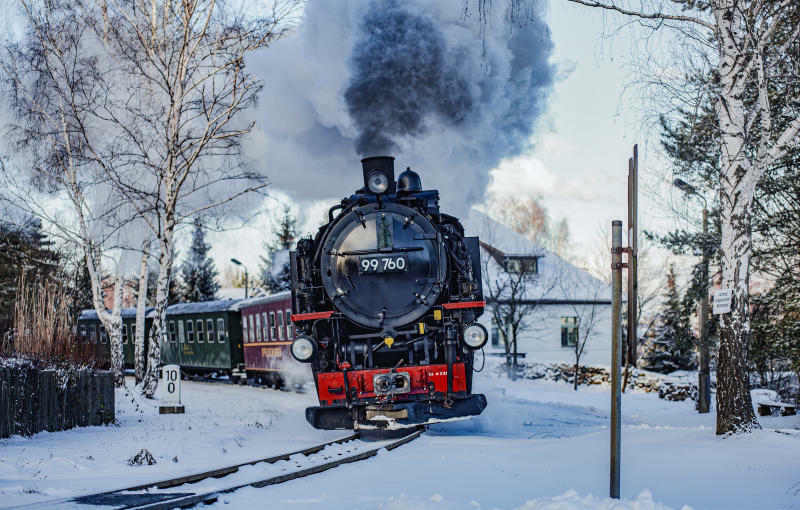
[290,156,487,430]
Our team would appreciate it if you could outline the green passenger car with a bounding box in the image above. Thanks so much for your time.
[77,308,154,369]
[161,300,245,379]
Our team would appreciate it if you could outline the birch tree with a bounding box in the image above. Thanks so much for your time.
[561,0,800,434]
[4,0,298,397]
[81,0,299,398]
[134,241,150,383]
[0,3,140,385]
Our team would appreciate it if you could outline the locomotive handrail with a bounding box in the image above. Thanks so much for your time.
[335,246,424,256]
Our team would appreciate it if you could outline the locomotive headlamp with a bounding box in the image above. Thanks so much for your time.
[367,171,390,194]
[291,336,317,362]
[462,323,488,350]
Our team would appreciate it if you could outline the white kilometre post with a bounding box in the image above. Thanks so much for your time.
[159,364,185,414]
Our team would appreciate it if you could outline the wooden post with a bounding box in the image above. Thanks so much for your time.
[610,220,623,499]
[627,145,638,367]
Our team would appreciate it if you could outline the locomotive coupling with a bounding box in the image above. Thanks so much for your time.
[373,372,411,395]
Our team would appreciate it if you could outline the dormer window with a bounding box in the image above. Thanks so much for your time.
[504,256,538,274]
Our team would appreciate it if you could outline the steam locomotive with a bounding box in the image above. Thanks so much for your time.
[290,156,488,429]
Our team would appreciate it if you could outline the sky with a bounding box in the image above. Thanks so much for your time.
[0,1,694,289]
[208,0,686,285]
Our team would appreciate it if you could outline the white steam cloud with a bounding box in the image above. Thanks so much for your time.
[249,0,555,214]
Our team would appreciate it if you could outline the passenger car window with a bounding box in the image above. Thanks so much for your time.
[217,318,226,343]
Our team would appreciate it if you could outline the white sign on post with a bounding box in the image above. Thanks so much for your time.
[713,288,732,315]
[162,364,181,404]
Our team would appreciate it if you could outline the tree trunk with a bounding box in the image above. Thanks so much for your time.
[103,271,124,386]
[716,199,759,433]
[511,324,518,381]
[713,2,760,434]
[135,244,149,384]
[573,361,579,391]
[141,232,174,398]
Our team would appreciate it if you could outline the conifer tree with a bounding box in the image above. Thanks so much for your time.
[179,219,219,302]
[0,217,61,336]
[258,206,296,294]
[644,266,697,374]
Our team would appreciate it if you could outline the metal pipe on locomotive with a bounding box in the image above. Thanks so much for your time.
[290,156,488,430]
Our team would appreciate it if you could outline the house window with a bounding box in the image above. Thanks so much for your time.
[197,320,204,343]
[169,321,177,342]
[269,312,276,340]
[561,317,579,347]
[491,318,499,347]
[187,320,194,343]
[285,310,292,339]
[217,318,226,343]
[504,256,538,274]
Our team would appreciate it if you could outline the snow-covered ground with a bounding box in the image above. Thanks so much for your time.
[1,361,798,509]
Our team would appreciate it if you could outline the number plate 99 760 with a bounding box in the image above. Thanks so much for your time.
[358,255,408,274]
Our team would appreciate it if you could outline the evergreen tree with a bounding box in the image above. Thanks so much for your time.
[0,217,61,337]
[257,206,296,294]
[179,219,219,302]
[644,266,697,374]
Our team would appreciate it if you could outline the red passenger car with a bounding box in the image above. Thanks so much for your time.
[238,292,297,387]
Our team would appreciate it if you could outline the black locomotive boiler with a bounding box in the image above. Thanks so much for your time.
[290,156,488,429]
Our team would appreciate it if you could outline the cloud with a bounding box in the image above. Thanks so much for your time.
[487,152,598,203]
[248,0,555,214]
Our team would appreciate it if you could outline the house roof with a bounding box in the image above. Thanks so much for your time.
[461,208,612,304]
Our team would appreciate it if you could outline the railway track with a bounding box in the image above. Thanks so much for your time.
[11,428,423,510]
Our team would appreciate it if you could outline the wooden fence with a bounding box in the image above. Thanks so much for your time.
[0,364,114,438]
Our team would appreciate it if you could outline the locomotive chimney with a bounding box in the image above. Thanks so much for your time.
[361,156,396,195]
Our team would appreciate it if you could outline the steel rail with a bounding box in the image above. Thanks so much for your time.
[9,428,423,510]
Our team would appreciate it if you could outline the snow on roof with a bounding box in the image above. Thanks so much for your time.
[235,291,292,310]
[461,208,611,303]
[78,307,155,321]
[165,299,243,315]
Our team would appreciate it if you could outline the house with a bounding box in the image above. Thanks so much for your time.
[461,209,613,367]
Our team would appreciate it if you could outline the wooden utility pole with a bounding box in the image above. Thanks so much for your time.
[623,146,638,391]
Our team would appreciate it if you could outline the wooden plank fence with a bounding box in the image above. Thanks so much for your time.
[0,364,114,438]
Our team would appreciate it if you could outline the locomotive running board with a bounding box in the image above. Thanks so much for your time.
[306,393,487,430]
